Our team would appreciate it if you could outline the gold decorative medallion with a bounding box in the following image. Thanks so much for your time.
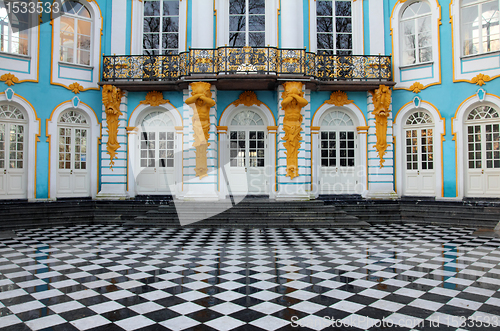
[68,82,84,94]
[0,73,19,86]
[325,91,353,107]
[471,73,491,86]
[370,85,392,168]
[232,91,263,107]
[281,82,308,179]
[409,82,424,93]
[185,82,215,179]
[140,91,169,107]
[102,85,124,168]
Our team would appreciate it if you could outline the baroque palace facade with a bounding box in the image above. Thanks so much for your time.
[0,0,499,201]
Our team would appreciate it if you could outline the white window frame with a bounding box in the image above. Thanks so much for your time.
[131,0,187,54]
[394,100,444,198]
[391,0,441,90]
[216,0,277,48]
[451,0,500,82]
[400,2,433,66]
[59,2,93,65]
[0,2,39,83]
[51,0,102,90]
[309,0,363,54]
[461,0,500,56]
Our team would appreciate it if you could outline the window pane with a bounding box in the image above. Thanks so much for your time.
[317,17,333,33]
[230,16,245,32]
[230,0,245,14]
[163,17,179,32]
[163,0,179,15]
[249,0,265,14]
[229,33,245,46]
[317,1,333,16]
[249,15,265,31]
[336,18,352,33]
[249,32,265,47]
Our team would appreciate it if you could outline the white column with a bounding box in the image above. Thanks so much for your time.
[280,0,304,48]
[366,91,397,199]
[276,85,311,200]
[192,0,214,48]
[110,0,127,54]
[97,92,129,199]
[369,0,385,55]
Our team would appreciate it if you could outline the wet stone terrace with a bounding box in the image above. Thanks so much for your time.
[0,224,499,330]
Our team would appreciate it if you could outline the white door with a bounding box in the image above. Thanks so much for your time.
[319,111,357,194]
[57,110,90,197]
[0,105,27,199]
[465,106,500,197]
[136,111,175,195]
[403,111,435,196]
[226,109,267,195]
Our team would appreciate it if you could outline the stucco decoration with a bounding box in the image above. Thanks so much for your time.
[471,73,491,86]
[102,85,124,168]
[409,82,424,93]
[325,91,353,107]
[281,82,308,179]
[0,73,19,86]
[370,85,392,168]
[68,82,84,94]
[232,91,263,107]
[185,82,215,179]
[139,91,169,107]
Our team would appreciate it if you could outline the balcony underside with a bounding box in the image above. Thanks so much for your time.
[99,75,395,92]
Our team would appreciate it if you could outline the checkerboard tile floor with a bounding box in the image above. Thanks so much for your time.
[0,224,499,330]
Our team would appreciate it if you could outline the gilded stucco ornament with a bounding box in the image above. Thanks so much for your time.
[68,82,84,94]
[370,85,392,168]
[102,85,124,168]
[281,82,308,179]
[409,82,424,93]
[140,91,169,107]
[232,91,263,107]
[471,73,491,86]
[0,73,19,86]
[325,91,353,107]
[185,82,215,179]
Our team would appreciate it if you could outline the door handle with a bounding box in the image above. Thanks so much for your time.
[245,168,247,172]
[3,169,6,174]
[70,170,73,175]
[417,170,419,175]
[482,169,484,174]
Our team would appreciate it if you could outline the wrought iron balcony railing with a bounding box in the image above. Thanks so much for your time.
[102,46,392,82]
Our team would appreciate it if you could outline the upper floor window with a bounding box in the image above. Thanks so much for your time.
[229,0,265,47]
[143,0,179,55]
[60,1,92,65]
[0,2,28,55]
[316,0,352,55]
[401,1,432,65]
[462,0,499,56]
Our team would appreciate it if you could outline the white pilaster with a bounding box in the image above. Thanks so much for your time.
[110,0,127,54]
[280,0,304,48]
[192,0,214,48]
[97,92,129,199]
[369,0,385,55]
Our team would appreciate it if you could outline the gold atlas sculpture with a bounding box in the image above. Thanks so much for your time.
[102,85,124,168]
[281,82,308,179]
[371,85,392,168]
[185,82,215,179]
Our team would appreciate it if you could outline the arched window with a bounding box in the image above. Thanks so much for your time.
[404,110,434,172]
[401,1,432,65]
[143,0,179,55]
[465,105,500,170]
[60,1,92,65]
[461,0,499,56]
[316,0,352,55]
[229,0,265,47]
[0,3,29,55]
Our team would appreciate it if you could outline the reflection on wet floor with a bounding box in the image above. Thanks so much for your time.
[0,224,499,330]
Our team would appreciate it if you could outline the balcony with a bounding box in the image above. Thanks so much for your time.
[101,46,393,91]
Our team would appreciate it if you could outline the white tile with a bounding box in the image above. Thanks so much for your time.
[292,315,331,330]
[169,302,204,315]
[9,300,45,314]
[49,301,85,313]
[0,288,28,300]
[369,299,405,312]
[70,315,111,330]
[210,302,245,315]
[25,315,67,331]
[330,300,364,313]
[114,315,156,331]
[88,301,124,314]
[117,280,145,289]
[250,315,290,331]
[290,301,325,314]
[286,290,318,300]
[139,289,172,301]
[447,297,483,311]
[216,281,245,291]
[50,279,79,289]
[0,315,22,328]
[17,279,46,288]
[129,302,164,314]
[250,302,285,315]
[322,289,354,300]
[341,314,380,329]
[383,313,424,328]
[408,298,444,311]
[394,288,425,298]
[204,316,245,331]
[96,271,122,280]
[67,289,100,300]
[181,281,210,290]
[429,287,460,297]
[159,316,200,331]
[103,289,135,300]
[359,288,389,299]
[213,291,246,302]
[177,291,208,302]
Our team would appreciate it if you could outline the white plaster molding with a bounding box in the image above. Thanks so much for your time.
[393,100,445,197]
[47,101,100,199]
[0,93,40,200]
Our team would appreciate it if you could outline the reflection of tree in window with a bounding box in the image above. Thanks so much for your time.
[462,0,499,56]
[401,1,432,66]
[143,0,179,55]
[229,0,265,47]
[0,2,29,55]
[60,1,92,65]
[317,0,352,55]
